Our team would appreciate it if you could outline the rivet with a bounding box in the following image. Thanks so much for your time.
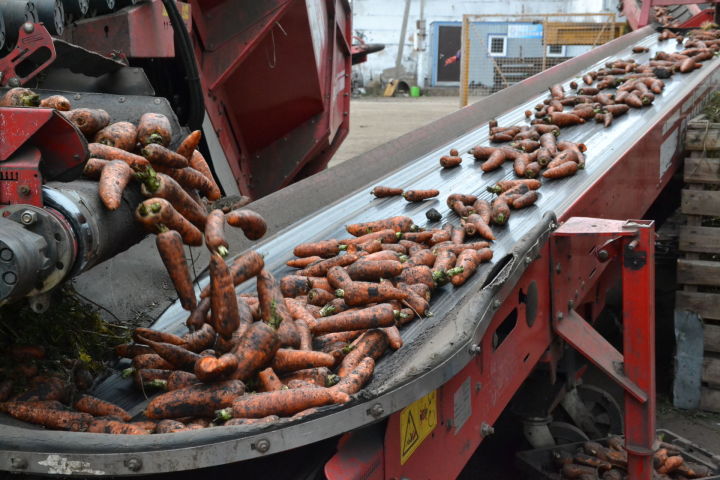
[481,422,495,437]
[469,344,481,355]
[125,457,142,471]
[369,403,384,418]
[254,439,270,453]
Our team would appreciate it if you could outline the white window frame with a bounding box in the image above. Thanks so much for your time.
[546,44,566,57]
[487,35,507,57]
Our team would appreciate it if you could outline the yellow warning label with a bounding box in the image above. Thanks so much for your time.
[400,390,437,465]
[162,3,190,21]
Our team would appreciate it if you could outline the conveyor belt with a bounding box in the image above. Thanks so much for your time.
[2,26,720,476]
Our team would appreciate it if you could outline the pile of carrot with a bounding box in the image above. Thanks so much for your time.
[551,437,713,479]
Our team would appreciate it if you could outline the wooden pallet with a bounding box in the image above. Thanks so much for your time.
[677,115,720,412]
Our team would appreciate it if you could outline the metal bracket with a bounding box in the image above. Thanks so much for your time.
[0,23,56,87]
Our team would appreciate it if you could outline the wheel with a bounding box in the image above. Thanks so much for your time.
[576,384,623,436]
[548,421,590,444]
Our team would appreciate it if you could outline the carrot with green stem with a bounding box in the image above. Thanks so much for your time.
[1,87,40,107]
[145,379,246,419]
[155,229,197,311]
[309,303,397,334]
[218,387,348,420]
[136,198,203,245]
[396,265,437,290]
[337,329,389,377]
[333,357,376,395]
[137,167,207,228]
[74,395,132,422]
[307,287,336,306]
[491,198,511,225]
[188,150,222,200]
[226,209,267,240]
[153,164,215,197]
[297,253,360,277]
[450,248,493,286]
[132,368,172,390]
[371,186,404,197]
[128,353,174,371]
[346,216,417,236]
[176,130,202,160]
[138,335,200,370]
[137,112,172,147]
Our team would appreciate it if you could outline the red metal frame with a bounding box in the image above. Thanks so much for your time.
[0,23,56,87]
[623,0,706,30]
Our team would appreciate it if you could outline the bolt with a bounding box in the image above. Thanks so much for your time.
[18,185,30,196]
[254,439,271,453]
[0,248,13,262]
[493,299,501,308]
[119,97,126,103]
[10,457,27,470]
[369,403,384,418]
[154,98,161,105]
[74,94,82,100]
[568,299,574,310]
[628,239,639,251]
[525,256,533,265]
[556,312,564,322]
[481,422,495,437]
[20,210,37,225]
[597,249,609,261]
[475,382,483,392]
[8,77,21,87]
[23,22,34,33]
[124,457,142,472]
[469,344,481,355]
[555,263,562,274]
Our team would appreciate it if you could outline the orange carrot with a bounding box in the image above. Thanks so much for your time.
[229,320,280,381]
[155,419,189,433]
[40,95,71,111]
[225,209,267,240]
[132,327,186,346]
[486,179,541,194]
[271,349,336,372]
[346,216,416,236]
[491,198,511,225]
[543,161,578,179]
[166,371,198,391]
[138,335,200,371]
[99,160,133,210]
[153,164,215,197]
[341,229,399,246]
[88,419,149,434]
[129,353,174,371]
[332,357,375,395]
[296,318,313,351]
[137,168,207,228]
[183,323,216,352]
[137,112,172,147]
[224,415,280,426]
[0,88,39,107]
[142,143,188,169]
[145,380,246,419]
[440,155,463,168]
[63,108,110,137]
[338,282,408,306]
[74,395,132,422]
[258,367,284,392]
[406,249,436,267]
[480,149,507,172]
[176,130,202,161]
[511,190,539,209]
[294,239,343,258]
[135,198,203,245]
[383,325,403,350]
[310,303,396,334]
[188,150,222,200]
[94,121,138,152]
[287,379,322,389]
[450,248,493,286]
[219,388,349,419]
[115,343,154,358]
[89,143,149,170]
[347,260,404,281]
[156,230,197,311]
[462,214,495,241]
[209,254,241,339]
[396,265,436,290]
[194,354,239,383]
[280,367,335,387]
[371,186,403,197]
[204,209,228,256]
[83,158,108,179]
[287,256,322,268]
[132,368,172,389]
[200,250,264,298]
[307,287,336,306]
[3,403,92,431]
[298,253,359,277]
[337,329,389,377]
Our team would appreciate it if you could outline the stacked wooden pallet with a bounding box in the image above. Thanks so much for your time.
[678,114,720,412]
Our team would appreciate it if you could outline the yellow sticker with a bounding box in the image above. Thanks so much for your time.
[161,3,189,20]
[400,390,437,465]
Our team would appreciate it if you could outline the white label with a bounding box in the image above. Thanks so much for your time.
[38,455,105,475]
[663,111,679,135]
[453,377,471,434]
[660,128,679,180]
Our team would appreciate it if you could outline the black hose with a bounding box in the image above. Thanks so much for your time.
[161,0,204,131]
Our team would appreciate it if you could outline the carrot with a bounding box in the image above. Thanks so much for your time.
[185,150,221,200]
[346,216,416,236]
[0,380,13,402]
[39,95,71,111]
[547,111,585,127]
[280,275,313,297]
[381,243,407,254]
[543,161,578,179]
[3,404,93,431]
[396,265,436,290]
[332,357,376,396]
[549,84,564,99]
[287,379,322,389]
[462,213,495,241]
[403,189,439,202]
[280,367,335,387]
[287,256,322,268]
[98,160,134,211]
[194,354,239,383]
[199,210,228,256]
[186,297,210,330]
[89,143,149,170]
[138,335,200,370]
[137,112,172,147]
[153,164,215,198]
[225,209,267,240]
[271,349,336,372]
[0,87,40,107]
[162,371,197,391]
[74,395,132,422]
[153,229,197,311]
[128,353,174,372]
[154,419,189,433]
[338,281,408,306]
[487,179,541,194]
[511,191,539,209]
[140,144,187,169]
[440,155,463,168]
[294,318,313,351]
[230,320,281,380]
[115,343,154,358]
[657,456,684,474]
[182,323,216,352]
[94,121,138,152]
[223,387,349,420]
[319,299,352,317]
[82,158,108,179]
[480,149,506,172]
[257,269,293,332]
[224,415,280,426]
[200,250,264,299]
[132,369,172,389]
[136,198,203,245]
[347,260,404,281]
[137,170,206,230]
[397,231,432,244]
[307,287,337,306]
[337,329,389,377]
[88,419,149,435]
[371,186,403,197]
[491,198,511,225]
[145,379,246,419]
[341,229,399,246]
[206,254,241,339]
[309,303,397,334]
[63,108,110,137]
[298,253,359,277]
[383,325,403,350]
[294,239,343,258]
[450,248,492,286]
[256,367,283,392]
[132,328,187,347]
[176,130,202,161]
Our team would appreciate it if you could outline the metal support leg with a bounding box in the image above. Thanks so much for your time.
[621,224,656,479]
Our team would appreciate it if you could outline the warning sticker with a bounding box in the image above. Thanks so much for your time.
[400,390,437,465]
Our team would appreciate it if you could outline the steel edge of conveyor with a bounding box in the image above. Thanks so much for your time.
[0,25,706,475]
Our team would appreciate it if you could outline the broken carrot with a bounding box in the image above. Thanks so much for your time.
[98,160,133,211]
[403,189,439,202]
[188,150,222,200]
[176,130,202,161]
[63,108,110,137]
[225,209,267,240]
[74,395,132,422]
[371,186,403,197]
[94,121,138,152]
[156,229,197,311]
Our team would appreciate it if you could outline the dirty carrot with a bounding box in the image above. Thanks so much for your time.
[219,388,349,420]
[138,335,199,371]
[307,287,336,306]
[491,198,511,225]
[98,160,133,211]
[332,357,376,396]
[225,209,267,240]
[153,164,214,197]
[403,189,439,202]
[204,209,228,256]
[337,329,389,377]
[163,371,197,391]
[210,254,241,339]
[296,318,313,351]
[183,323,216,352]
[310,304,397,334]
[115,343,154,358]
[338,282,408,306]
[200,250,264,298]
[136,198,203,245]
[543,161,578,179]
[128,353,174,371]
[137,112,172,147]
[229,317,281,381]
[63,108,110,137]
[3,404,92,431]
[145,379,246,419]
[88,419,149,435]
[194,354,239,383]
[82,158,109,179]
[74,395,132,422]
[371,186,404,197]
[294,239,344,258]
[280,367,335,387]
[156,230,197,311]
[186,150,221,200]
[186,297,211,331]
[258,367,284,392]
[383,326,403,350]
[175,130,202,161]
[396,265,436,290]
[298,253,359,277]
[462,213,495,241]
[287,256,322,268]
[346,216,416,236]
[39,95,71,111]
[137,168,207,228]
[271,349,336,372]
[450,248,493,286]
[511,190,539,209]
[94,121,138,152]
[480,149,507,172]
[0,87,40,107]
[89,143,149,169]
[440,155,463,168]
[347,260,404,281]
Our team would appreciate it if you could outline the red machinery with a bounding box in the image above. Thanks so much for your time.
[0,4,717,480]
